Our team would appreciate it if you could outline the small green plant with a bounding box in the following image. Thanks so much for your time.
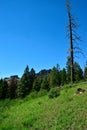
[29,91,38,99]
[22,117,37,128]
[38,89,48,97]
[48,87,60,98]
[0,84,87,130]
[64,84,72,89]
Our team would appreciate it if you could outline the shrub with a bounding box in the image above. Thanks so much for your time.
[48,87,60,98]
[28,91,38,99]
[38,89,48,97]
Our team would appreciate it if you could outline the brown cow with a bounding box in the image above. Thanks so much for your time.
[76,88,85,94]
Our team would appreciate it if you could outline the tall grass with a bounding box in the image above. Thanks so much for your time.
[0,84,87,130]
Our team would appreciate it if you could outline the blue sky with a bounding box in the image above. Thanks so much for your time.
[0,0,87,78]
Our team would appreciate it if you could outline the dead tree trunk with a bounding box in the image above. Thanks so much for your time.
[66,0,74,83]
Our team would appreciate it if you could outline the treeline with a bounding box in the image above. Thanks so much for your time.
[0,60,87,99]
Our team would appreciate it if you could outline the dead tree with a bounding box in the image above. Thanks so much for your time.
[66,0,81,84]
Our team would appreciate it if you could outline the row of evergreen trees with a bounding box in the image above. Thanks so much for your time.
[0,60,87,99]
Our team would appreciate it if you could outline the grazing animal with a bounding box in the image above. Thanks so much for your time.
[76,88,85,94]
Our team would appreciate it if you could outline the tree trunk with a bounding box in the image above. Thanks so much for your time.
[66,0,74,83]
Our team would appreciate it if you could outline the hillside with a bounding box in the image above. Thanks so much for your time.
[0,84,87,130]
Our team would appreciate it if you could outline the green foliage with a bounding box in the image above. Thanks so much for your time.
[22,117,37,128]
[17,65,33,98]
[48,87,60,98]
[60,68,67,85]
[28,91,38,99]
[0,79,8,99]
[66,57,71,82]
[33,78,42,92]
[49,65,61,88]
[66,58,83,83]
[8,77,18,99]
[74,62,83,82]
[41,77,50,91]
[84,61,87,79]
[38,89,48,97]
[29,68,35,86]
[0,84,87,130]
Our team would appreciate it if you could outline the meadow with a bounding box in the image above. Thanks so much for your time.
[0,84,87,130]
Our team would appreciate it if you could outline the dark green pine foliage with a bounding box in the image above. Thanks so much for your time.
[60,68,67,85]
[41,76,50,91]
[0,79,8,99]
[8,77,18,99]
[29,68,35,87]
[49,65,61,88]
[18,65,33,98]
[66,57,71,83]
[66,58,83,83]
[33,78,42,92]
[74,62,83,82]
[84,61,87,79]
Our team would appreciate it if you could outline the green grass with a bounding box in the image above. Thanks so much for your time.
[0,84,87,130]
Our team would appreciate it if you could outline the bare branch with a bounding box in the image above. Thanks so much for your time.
[66,0,83,83]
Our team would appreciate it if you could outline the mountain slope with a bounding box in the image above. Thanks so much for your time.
[0,84,87,130]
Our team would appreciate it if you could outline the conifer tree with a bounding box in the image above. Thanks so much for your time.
[84,61,87,79]
[49,65,61,88]
[18,65,31,98]
[0,79,8,99]
[33,78,42,92]
[8,77,18,99]
[41,76,50,91]
[74,62,83,82]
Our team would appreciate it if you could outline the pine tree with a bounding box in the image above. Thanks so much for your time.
[41,76,50,91]
[49,65,61,88]
[0,79,8,99]
[33,78,42,92]
[66,57,71,83]
[18,65,32,98]
[60,68,67,85]
[84,61,87,79]
[29,68,35,87]
[66,59,83,83]
[74,62,83,82]
[8,77,18,99]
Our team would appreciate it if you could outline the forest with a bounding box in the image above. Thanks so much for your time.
[0,0,87,100]
[0,0,87,129]
[0,60,87,99]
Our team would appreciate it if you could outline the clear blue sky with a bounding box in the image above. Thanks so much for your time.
[0,0,87,78]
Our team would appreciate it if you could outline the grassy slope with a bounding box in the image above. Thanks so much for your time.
[0,84,87,130]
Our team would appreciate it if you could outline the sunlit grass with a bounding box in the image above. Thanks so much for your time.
[0,84,87,130]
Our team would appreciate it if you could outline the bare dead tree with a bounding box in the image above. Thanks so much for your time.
[66,0,81,84]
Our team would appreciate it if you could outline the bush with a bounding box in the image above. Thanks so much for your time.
[38,89,48,97]
[48,87,60,98]
[28,91,38,99]
[64,84,72,89]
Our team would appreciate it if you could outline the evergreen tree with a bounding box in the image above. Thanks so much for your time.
[33,78,42,92]
[41,76,50,91]
[49,65,61,88]
[84,61,87,79]
[2,80,8,99]
[29,68,35,87]
[60,68,67,85]
[0,79,8,99]
[8,77,18,99]
[66,58,83,82]
[66,57,71,82]
[74,62,83,82]
[18,65,32,98]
